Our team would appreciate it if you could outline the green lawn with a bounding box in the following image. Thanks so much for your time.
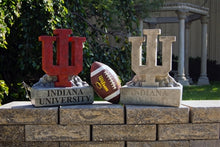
[182,81,220,100]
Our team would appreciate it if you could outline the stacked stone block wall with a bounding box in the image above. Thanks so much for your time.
[0,100,220,147]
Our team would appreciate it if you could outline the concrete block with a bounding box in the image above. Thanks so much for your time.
[190,140,220,147]
[0,125,24,142]
[0,101,58,124]
[60,141,124,147]
[60,103,124,124]
[25,125,90,141]
[127,141,189,147]
[182,100,220,123]
[158,123,219,140]
[126,105,189,124]
[93,125,156,141]
[0,142,59,147]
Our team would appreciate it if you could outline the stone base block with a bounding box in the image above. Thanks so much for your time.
[177,77,189,86]
[198,76,210,85]
[30,86,94,107]
[120,86,182,107]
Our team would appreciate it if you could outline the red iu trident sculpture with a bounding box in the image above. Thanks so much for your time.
[39,29,86,87]
[30,29,93,107]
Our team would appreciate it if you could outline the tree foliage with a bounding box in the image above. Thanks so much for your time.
[0,0,163,104]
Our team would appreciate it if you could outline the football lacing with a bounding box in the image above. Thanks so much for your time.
[104,70,117,90]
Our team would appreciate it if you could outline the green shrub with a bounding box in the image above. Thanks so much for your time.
[0,80,8,105]
[0,0,164,104]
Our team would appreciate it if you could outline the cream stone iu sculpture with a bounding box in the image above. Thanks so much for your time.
[120,29,182,107]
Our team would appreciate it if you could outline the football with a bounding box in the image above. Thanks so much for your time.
[90,61,121,104]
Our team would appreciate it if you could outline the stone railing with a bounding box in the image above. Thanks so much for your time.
[0,100,219,146]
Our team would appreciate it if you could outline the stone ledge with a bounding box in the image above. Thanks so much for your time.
[60,103,124,125]
[0,101,58,124]
[0,100,220,146]
[126,105,189,124]
[182,100,220,123]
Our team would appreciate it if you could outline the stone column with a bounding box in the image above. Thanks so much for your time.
[185,22,193,84]
[198,16,210,85]
[176,10,189,86]
[139,19,143,36]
